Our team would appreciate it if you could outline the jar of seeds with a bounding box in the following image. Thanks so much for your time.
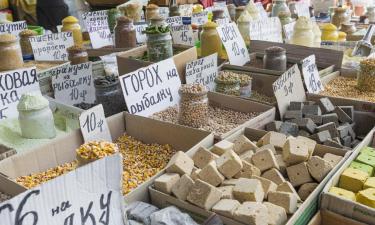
[239,74,252,97]
[19,29,37,60]
[0,34,23,72]
[178,84,209,128]
[94,75,126,117]
[215,71,241,96]
[357,58,375,92]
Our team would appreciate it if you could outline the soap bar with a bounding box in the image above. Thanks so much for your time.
[328,187,356,201]
[339,168,369,193]
[356,153,375,168]
[350,161,374,176]
[356,188,375,209]
[364,177,375,189]
[361,147,375,157]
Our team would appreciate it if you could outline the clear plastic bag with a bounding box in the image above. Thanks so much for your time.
[178,87,209,128]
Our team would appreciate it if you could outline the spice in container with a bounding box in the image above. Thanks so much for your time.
[263,46,287,71]
[17,93,56,139]
[0,34,24,72]
[146,4,159,22]
[357,58,375,92]
[62,16,83,46]
[178,84,209,128]
[215,71,241,96]
[114,16,137,48]
[76,141,118,167]
[144,24,173,62]
[94,75,126,117]
[201,21,222,57]
[19,29,37,60]
[67,45,89,65]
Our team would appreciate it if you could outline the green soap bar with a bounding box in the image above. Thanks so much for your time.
[350,161,374,176]
[356,153,375,168]
[361,147,375,157]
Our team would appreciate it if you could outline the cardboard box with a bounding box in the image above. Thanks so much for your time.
[148,127,350,225]
[320,128,375,225]
[117,44,198,83]
[87,47,137,57]
[0,112,214,203]
[307,210,368,225]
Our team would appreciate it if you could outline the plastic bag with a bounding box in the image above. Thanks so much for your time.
[150,206,199,225]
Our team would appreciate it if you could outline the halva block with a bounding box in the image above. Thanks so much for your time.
[187,179,222,210]
[216,150,243,179]
[234,160,261,179]
[275,154,287,176]
[268,191,298,214]
[283,139,309,165]
[296,136,316,158]
[193,146,218,169]
[286,162,313,187]
[328,187,356,201]
[233,178,264,203]
[356,188,375,208]
[217,186,234,199]
[252,149,279,172]
[172,174,195,201]
[233,135,258,155]
[276,181,301,201]
[166,151,194,176]
[234,202,268,225]
[298,183,318,201]
[263,202,287,225]
[262,168,286,185]
[259,132,287,151]
[350,161,374,176]
[154,173,180,194]
[211,140,234,156]
[198,161,225,187]
[364,177,375,189]
[240,150,254,163]
[307,156,333,182]
[212,199,240,218]
[323,153,343,167]
[339,168,368,193]
[252,175,277,199]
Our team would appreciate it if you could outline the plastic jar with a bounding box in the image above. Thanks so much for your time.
[235,6,246,21]
[321,23,339,42]
[239,74,252,97]
[331,7,350,29]
[340,23,357,35]
[108,8,122,33]
[312,22,322,48]
[237,11,252,46]
[178,84,209,128]
[290,16,314,47]
[115,16,137,48]
[201,21,222,57]
[62,16,83,46]
[146,4,159,22]
[19,29,37,60]
[95,75,126,117]
[263,46,287,71]
[169,5,181,17]
[272,0,290,17]
[357,58,375,92]
[338,31,347,42]
[67,45,89,65]
[17,93,56,139]
[0,34,23,72]
[212,9,225,22]
[278,11,294,26]
[146,32,173,62]
[215,71,241,96]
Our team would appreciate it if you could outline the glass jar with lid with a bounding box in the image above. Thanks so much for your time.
[290,16,314,47]
[272,0,290,17]
[321,23,339,42]
[146,4,159,22]
[0,34,23,72]
[237,10,252,46]
[115,16,137,48]
[331,7,350,29]
[215,71,241,96]
[62,16,83,46]
[201,21,222,57]
[145,24,173,62]
[17,93,56,139]
[178,84,209,128]
[19,29,37,60]
[263,46,287,71]
[94,75,126,117]
[67,45,89,65]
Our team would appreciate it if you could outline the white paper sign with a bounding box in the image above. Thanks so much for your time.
[0,67,41,120]
[166,16,183,26]
[119,58,181,117]
[29,32,74,61]
[213,2,231,20]
[185,53,218,91]
[216,18,231,26]
[191,11,209,25]
[0,21,27,36]
[80,104,112,142]
[255,2,268,18]
[159,7,170,18]
[216,23,250,66]
[249,17,283,43]
[135,23,147,44]
[283,21,296,42]
[0,154,126,225]
[52,62,96,105]
[171,25,194,46]
[302,55,324,94]
[179,4,193,17]
[82,10,113,49]
[273,64,306,117]
[296,1,310,18]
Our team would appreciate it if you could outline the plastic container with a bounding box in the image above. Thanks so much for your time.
[62,16,83,46]
[201,21,222,57]
[272,0,290,17]
[146,4,159,22]
[67,45,89,65]
[290,16,314,47]
[146,32,173,62]
[331,7,350,29]
[114,16,136,48]
[178,84,209,128]
[340,23,357,35]
[235,6,246,21]
[19,29,37,60]
[215,72,241,96]
[278,11,294,26]
[321,23,339,42]
[0,34,23,72]
[263,46,287,72]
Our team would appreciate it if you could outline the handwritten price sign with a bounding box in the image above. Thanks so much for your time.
[302,55,324,94]
[82,10,113,49]
[171,25,194,46]
[273,64,306,117]
[80,104,112,142]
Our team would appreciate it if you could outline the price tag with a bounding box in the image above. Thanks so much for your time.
[119,58,182,117]
[166,16,183,26]
[179,4,194,17]
[301,55,324,94]
[249,17,283,43]
[171,24,194,46]
[0,67,41,120]
[216,18,231,26]
[295,1,310,18]
[0,21,27,36]
[82,10,113,49]
[135,23,147,44]
[79,104,112,142]
[52,62,96,106]
[159,7,170,18]
[283,21,296,43]
[273,64,306,117]
[185,53,218,91]
[255,2,268,18]
[216,23,250,66]
[191,11,209,25]
[29,32,74,61]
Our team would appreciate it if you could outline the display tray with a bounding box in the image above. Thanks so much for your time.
[307,210,367,225]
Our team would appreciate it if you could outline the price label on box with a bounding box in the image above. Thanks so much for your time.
[29,32,74,61]
[273,64,306,117]
[302,55,324,94]
[80,104,112,142]
[171,25,194,46]
[82,10,113,49]
[52,62,95,106]
[186,53,218,91]
[216,23,250,66]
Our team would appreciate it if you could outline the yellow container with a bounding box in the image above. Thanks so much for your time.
[201,21,222,57]
[338,31,347,42]
[321,23,339,42]
[0,0,9,10]
[62,16,83,47]
[193,4,204,13]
